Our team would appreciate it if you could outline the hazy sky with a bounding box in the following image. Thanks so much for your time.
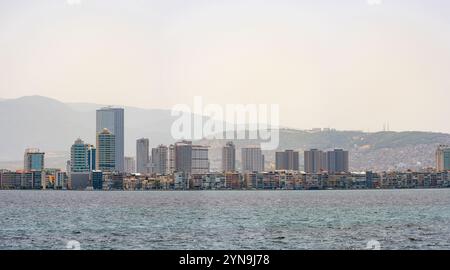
[1,0,450,132]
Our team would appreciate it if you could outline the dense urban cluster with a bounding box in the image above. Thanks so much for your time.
[2,107,450,191]
[2,169,450,191]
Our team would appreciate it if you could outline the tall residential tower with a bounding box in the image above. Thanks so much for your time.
[222,142,236,172]
[136,138,150,174]
[96,128,116,172]
[151,145,169,175]
[436,145,450,172]
[327,149,349,173]
[241,147,264,172]
[70,138,96,173]
[304,149,327,173]
[96,107,124,172]
[275,150,299,171]
[174,141,209,174]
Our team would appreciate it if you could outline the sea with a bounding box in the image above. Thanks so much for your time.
[1,189,450,250]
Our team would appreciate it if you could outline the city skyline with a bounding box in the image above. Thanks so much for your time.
[3,0,450,255]
[7,103,357,176]
[12,100,447,179]
[1,95,449,173]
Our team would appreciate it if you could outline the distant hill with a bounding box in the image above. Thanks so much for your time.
[196,129,450,172]
[0,96,179,169]
[1,96,449,171]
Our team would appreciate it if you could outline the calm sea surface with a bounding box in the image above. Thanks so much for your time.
[1,189,450,250]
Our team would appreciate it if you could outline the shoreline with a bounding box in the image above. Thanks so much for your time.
[1,187,450,192]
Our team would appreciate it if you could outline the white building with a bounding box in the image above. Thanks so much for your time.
[124,156,136,174]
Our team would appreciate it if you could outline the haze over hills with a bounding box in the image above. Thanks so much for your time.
[198,130,450,172]
[0,96,179,168]
[0,95,449,171]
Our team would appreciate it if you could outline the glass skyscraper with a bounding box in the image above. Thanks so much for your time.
[24,148,45,171]
[96,107,124,172]
[70,138,96,173]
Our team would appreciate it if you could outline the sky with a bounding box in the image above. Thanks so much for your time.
[1,0,450,132]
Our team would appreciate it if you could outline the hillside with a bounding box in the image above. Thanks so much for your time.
[197,129,450,172]
[0,96,179,168]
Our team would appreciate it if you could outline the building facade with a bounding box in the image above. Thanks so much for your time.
[70,139,95,173]
[192,144,209,174]
[174,141,209,174]
[436,145,450,172]
[175,141,192,174]
[24,148,45,171]
[304,149,327,173]
[275,150,299,171]
[91,170,103,190]
[168,144,176,174]
[327,149,349,173]
[96,107,124,172]
[136,138,150,174]
[151,145,168,175]
[96,128,116,172]
[241,147,264,172]
[124,156,136,174]
[222,141,236,172]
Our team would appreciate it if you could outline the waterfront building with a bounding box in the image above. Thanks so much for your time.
[174,172,189,190]
[136,138,150,174]
[23,148,45,171]
[21,172,33,189]
[244,172,267,189]
[222,142,236,172]
[225,172,241,189]
[0,171,22,189]
[275,150,299,171]
[327,149,349,173]
[96,128,116,172]
[192,144,209,174]
[201,173,225,190]
[55,171,67,190]
[174,141,209,174]
[175,141,192,174]
[3,169,450,191]
[151,145,169,175]
[241,147,264,172]
[70,172,90,190]
[43,168,60,189]
[70,139,95,173]
[436,145,450,172]
[91,170,103,190]
[96,107,124,172]
[168,144,176,174]
[124,156,135,174]
[31,170,43,189]
[304,149,327,173]
[88,145,96,171]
